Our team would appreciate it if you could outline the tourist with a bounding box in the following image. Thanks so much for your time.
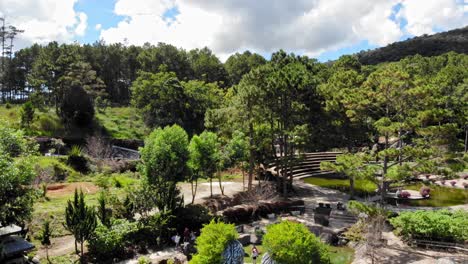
[172,233,181,248]
[252,245,259,264]
[183,227,190,242]
[190,230,196,242]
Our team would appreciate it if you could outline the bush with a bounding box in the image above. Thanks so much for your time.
[67,145,88,173]
[450,181,457,187]
[420,186,430,198]
[389,210,468,243]
[88,219,139,262]
[262,221,330,264]
[191,220,239,264]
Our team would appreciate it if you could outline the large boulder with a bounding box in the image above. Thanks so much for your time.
[238,234,251,246]
[261,252,278,264]
[222,240,245,264]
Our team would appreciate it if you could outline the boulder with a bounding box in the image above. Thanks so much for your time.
[238,234,251,246]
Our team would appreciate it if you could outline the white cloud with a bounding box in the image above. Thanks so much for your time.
[95,24,102,31]
[397,0,467,36]
[0,0,87,49]
[101,0,407,59]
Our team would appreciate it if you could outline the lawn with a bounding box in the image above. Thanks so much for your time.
[404,183,468,207]
[243,245,354,264]
[96,107,148,139]
[303,177,378,197]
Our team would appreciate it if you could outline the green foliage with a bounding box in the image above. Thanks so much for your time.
[59,85,95,127]
[97,192,111,227]
[95,107,148,139]
[88,219,139,261]
[191,220,239,264]
[64,189,97,256]
[224,51,267,85]
[0,123,37,227]
[262,221,330,264]
[173,204,213,232]
[20,101,35,128]
[139,125,189,211]
[188,131,220,181]
[347,201,389,217]
[389,210,468,243]
[40,219,52,246]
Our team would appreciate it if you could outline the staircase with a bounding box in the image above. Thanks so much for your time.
[266,152,342,179]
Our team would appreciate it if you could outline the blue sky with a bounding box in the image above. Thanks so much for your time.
[6,0,468,62]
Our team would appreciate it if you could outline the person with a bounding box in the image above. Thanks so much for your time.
[190,230,196,242]
[252,245,259,264]
[183,227,190,243]
[172,233,181,248]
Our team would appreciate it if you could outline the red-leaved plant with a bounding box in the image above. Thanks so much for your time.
[420,186,431,198]
[450,181,457,187]
[398,191,411,199]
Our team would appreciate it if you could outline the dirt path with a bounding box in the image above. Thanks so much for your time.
[36,235,78,258]
[179,181,245,205]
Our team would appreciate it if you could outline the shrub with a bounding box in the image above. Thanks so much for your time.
[191,220,239,264]
[450,181,457,187]
[390,210,468,243]
[67,145,88,173]
[463,183,468,189]
[262,221,330,264]
[464,175,468,180]
[88,219,139,262]
[441,179,446,185]
[420,186,431,198]
[397,191,411,199]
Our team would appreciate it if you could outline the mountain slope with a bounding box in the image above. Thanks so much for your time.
[356,26,468,65]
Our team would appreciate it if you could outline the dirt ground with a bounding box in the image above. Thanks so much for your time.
[352,231,468,264]
[46,182,100,198]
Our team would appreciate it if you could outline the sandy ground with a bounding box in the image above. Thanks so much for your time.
[352,231,468,264]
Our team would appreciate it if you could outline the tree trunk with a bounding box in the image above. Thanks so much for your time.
[218,170,224,195]
[75,239,78,255]
[191,178,198,204]
[241,165,245,191]
[46,247,50,264]
[248,121,254,191]
[80,241,84,263]
[398,128,402,166]
[349,175,355,200]
[209,177,213,197]
[465,125,467,153]
[282,135,288,197]
[380,133,389,205]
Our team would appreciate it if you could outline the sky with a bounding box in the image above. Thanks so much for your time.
[0,0,467,62]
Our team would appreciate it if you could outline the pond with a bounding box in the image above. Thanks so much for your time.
[401,183,468,207]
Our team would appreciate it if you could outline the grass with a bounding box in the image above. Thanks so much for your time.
[96,107,148,139]
[243,245,354,264]
[0,105,65,136]
[303,177,378,197]
[404,183,468,207]
[30,182,128,240]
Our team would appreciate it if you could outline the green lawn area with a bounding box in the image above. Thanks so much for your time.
[96,107,148,139]
[404,183,468,207]
[303,177,377,197]
[243,245,354,264]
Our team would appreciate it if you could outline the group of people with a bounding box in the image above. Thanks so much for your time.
[172,227,196,249]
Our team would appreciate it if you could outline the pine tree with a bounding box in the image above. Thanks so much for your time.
[20,101,35,128]
[64,189,97,260]
[97,191,110,227]
[40,220,52,263]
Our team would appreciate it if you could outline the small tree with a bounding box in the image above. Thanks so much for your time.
[262,221,330,264]
[64,189,97,259]
[97,191,111,227]
[20,101,35,128]
[40,220,52,263]
[191,220,239,264]
[140,125,190,212]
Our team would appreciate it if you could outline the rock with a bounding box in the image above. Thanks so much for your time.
[436,258,455,264]
[261,252,277,264]
[222,240,244,264]
[238,234,251,246]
